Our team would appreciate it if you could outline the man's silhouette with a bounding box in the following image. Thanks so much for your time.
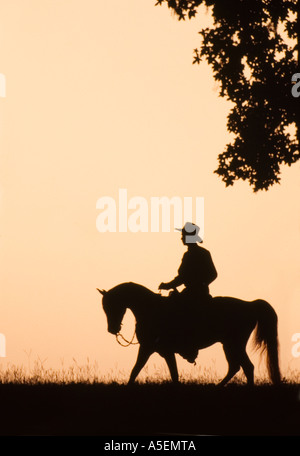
[158,222,217,363]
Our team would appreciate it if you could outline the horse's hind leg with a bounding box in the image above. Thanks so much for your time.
[163,352,179,383]
[218,344,240,387]
[240,351,254,385]
[219,343,254,387]
[128,346,151,385]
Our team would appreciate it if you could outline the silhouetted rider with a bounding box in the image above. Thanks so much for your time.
[159,222,217,300]
[158,222,217,364]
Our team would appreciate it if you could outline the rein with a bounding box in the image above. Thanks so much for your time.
[116,329,139,347]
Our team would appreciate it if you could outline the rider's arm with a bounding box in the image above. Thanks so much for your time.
[159,252,187,290]
[163,275,183,290]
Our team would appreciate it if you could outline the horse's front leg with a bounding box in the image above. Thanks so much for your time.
[163,352,179,383]
[128,345,152,385]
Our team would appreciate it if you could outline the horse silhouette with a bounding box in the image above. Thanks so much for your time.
[98,282,281,386]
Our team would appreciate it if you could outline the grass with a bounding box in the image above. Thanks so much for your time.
[0,375,299,436]
[0,354,299,385]
[0,357,299,435]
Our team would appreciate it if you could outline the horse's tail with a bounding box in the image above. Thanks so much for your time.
[253,299,281,385]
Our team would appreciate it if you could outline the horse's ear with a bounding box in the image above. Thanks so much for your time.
[96,288,107,295]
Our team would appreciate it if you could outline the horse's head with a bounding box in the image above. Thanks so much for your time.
[97,288,126,335]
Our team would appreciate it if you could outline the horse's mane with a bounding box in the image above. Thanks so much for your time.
[108,282,160,301]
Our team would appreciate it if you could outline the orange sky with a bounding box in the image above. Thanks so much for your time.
[0,0,299,382]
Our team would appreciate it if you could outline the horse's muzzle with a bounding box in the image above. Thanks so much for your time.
[108,324,120,335]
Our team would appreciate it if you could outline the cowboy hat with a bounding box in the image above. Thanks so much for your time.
[175,222,203,243]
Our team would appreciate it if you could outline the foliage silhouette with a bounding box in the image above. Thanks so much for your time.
[155,0,300,191]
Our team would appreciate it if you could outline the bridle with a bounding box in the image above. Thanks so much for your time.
[116,327,139,347]
[98,287,139,347]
